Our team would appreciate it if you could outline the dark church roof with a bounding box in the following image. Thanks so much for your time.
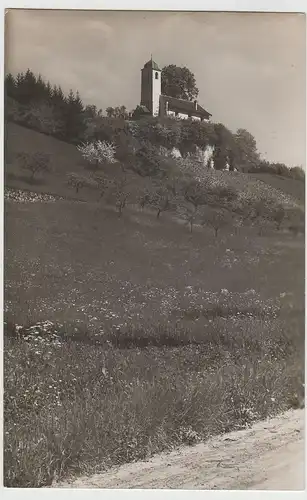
[143,59,161,71]
[160,95,212,119]
[138,105,150,114]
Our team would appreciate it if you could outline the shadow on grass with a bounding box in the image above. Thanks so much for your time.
[181,304,279,321]
[4,314,303,358]
[5,172,46,186]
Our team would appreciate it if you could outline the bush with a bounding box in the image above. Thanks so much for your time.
[130,141,176,178]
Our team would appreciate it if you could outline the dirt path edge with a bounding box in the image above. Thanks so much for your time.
[53,408,305,490]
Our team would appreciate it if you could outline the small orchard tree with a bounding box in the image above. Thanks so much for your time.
[67,172,97,194]
[150,187,172,219]
[233,199,255,226]
[77,140,117,169]
[202,208,233,238]
[178,204,199,233]
[248,198,276,235]
[272,204,286,230]
[112,177,130,216]
[286,209,305,236]
[182,179,207,211]
[17,151,51,181]
[138,188,152,210]
[93,174,114,199]
[149,178,179,219]
[102,176,130,216]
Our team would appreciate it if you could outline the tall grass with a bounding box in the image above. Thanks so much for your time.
[4,311,304,487]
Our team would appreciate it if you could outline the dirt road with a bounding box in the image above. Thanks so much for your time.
[54,409,305,490]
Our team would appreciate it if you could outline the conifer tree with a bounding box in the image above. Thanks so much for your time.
[17,69,37,104]
[4,73,16,99]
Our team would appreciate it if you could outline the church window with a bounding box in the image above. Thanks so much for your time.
[155,72,159,79]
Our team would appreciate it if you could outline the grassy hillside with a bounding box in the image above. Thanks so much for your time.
[5,195,304,328]
[249,172,305,206]
[5,122,99,201]
[5,122,304,209]
[4,190,304,486]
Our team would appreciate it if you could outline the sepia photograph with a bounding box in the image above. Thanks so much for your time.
[3,7,306,490]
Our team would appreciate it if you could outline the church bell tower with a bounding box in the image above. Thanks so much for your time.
[140,56,161,116]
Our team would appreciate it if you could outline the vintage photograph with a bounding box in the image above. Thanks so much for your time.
[3,9,305,489]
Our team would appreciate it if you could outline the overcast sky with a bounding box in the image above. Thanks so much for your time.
[5,9,306,167]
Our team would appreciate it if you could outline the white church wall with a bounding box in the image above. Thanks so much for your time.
[152,70,161,116]
[177,112,189,120]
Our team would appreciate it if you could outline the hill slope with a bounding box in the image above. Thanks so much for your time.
[249,172,305,205]
[5,121,304,208]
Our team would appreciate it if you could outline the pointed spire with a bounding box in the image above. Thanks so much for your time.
[144,57,161,71]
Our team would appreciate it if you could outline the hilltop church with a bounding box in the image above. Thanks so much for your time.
[139,58,212,122]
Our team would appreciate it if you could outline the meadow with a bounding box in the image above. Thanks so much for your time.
[4,187,304,487]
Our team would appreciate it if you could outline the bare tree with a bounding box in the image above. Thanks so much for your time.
[177,204,199,233]
[138,188,151,210]
[17,151,51,181]
[67,172,97,194]
[93,175,114,199]
[113,177,130,216]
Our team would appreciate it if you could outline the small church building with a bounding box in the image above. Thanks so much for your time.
[140,58,212,122]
